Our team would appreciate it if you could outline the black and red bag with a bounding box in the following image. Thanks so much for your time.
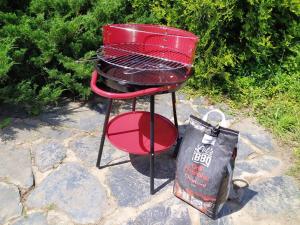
[174,110,239,218]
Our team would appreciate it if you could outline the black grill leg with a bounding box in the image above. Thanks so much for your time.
[150,95,155,195]
[96,98,113,169]
[171,92,178,129]
[173,137,182,158]
[172,92,180,158]
[132,97,136,111]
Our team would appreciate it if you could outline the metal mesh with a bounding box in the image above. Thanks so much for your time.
[96,43,190,73]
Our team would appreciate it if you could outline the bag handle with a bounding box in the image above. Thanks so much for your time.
[202,109,228,127]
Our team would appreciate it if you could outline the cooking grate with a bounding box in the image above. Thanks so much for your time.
[96,43,190,74]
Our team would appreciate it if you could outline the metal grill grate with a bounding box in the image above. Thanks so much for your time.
[96,44,190,74]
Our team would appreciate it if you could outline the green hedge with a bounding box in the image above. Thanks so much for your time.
[1,0,299,122]
[0,0,128,114]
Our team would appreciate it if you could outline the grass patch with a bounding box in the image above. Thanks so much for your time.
[288,148,300,179]
[0,117,11,129]
[255,95,300,181]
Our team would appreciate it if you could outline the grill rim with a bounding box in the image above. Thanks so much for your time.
[106,24,199,40]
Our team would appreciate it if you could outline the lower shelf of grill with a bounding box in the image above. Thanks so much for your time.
[106,111,178,155]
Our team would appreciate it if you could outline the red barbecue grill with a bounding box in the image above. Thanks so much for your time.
[91,24,198,194]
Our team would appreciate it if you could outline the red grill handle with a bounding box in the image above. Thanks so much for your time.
[90,70,178,99]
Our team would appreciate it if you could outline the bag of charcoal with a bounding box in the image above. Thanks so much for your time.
[173,109,239,218]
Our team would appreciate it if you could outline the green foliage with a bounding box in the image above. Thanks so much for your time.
[1,1,298,111]
[0,117,11,129]
[0,38,14,80]
[288,147,300,180]
[0,0,127,114]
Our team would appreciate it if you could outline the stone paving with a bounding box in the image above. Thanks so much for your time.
[0,94,300,225]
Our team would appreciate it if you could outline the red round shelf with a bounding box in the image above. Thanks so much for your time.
[106,111,178,155]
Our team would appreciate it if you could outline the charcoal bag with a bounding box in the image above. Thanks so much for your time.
[173,110,239,218]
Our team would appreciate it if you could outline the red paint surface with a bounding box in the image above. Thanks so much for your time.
[106,111,178,154]
[103,24,199,65]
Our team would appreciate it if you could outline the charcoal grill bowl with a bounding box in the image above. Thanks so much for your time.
[95,24,199,89]
[91,70,180,99]
[95,61,192,93]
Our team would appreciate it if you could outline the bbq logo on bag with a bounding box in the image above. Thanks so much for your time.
[192,144,213,167]
[192,133,217,167]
